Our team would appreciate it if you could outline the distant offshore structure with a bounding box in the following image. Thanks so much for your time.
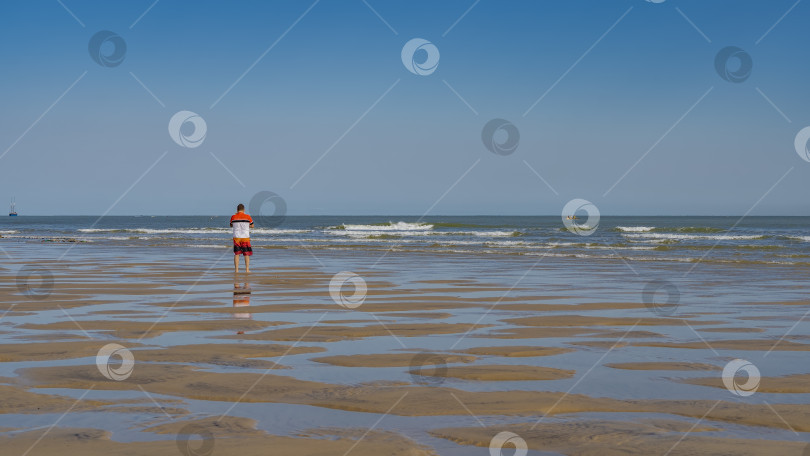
[9,198,18,216]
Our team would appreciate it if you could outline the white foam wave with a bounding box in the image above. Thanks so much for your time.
[595,245,657,250]
[616,226,655,232]
[0,230,18,234]
[428,240,483,246]
[78,228,309,235]
[483,240,526,247]
[473,230,519,237]
[523,252,698,262]
[788,236,810,242]
[339,222,432,232]
[625,238,670,244]
[326,230,433,238]
[624,233,765,241]
[78,228,227,234]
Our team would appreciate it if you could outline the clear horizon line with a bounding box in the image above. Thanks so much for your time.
[5,214,810,218]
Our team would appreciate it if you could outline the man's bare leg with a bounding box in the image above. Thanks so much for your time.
[234,255,239,273]
[245,255,250,273]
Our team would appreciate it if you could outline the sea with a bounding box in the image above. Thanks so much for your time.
[1,215,809,267]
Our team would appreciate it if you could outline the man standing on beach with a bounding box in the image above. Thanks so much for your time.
[230,203,254,273]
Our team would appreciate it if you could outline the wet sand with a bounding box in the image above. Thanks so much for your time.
[430,420,807,456]
[1,246,808,454]
[1,426,436,456]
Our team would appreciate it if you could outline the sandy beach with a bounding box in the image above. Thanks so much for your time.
[3,0,809,450]
[1,241,809,456]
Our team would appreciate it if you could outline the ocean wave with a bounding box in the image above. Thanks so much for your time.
[432,222,507,229]
[79,228,226,234]
[671,226,726,233]
[0,230,18,234]
[483,240,527,247]
[625,237,675,244]
[787,236,810,242]
[336,222,433,231]
[587,244,657,250]
[77,228,309,235]
[326,229,432,237]
[615,226,726,234]
[252,228,311,234]
[623,233,766,241]
[522,251,701,263]
[615,226,655,232]
[472,230,521,237]
[654,243,782,252]
[432,240,488,246]
[363,234,402,240]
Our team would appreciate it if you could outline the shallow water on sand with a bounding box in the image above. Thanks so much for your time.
[0,241,808,455]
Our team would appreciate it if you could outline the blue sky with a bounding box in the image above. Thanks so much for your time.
[0,0,808,215]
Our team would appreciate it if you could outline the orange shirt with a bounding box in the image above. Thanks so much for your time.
[230,212,254,238]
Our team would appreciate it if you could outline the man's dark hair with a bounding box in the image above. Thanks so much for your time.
[237,203,245,211]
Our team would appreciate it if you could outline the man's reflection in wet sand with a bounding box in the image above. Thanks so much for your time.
[233,281,252,323]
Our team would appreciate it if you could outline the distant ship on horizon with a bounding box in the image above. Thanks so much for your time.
[9,198,18,216]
